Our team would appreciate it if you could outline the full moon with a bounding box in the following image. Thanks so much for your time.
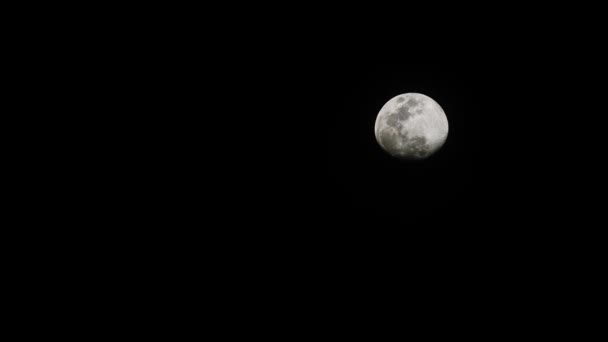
[374,93,449,160]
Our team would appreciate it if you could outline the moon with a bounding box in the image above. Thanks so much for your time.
[374,93,449,160]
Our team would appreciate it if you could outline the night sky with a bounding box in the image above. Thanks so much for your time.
[39,7,607,318]
[316,57,604,253]
[326,64,479,229]
[110,24,606,272]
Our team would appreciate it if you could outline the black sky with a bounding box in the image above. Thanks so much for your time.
[23,5,608,322]
[149,44,607,257]
[91,13,608,269]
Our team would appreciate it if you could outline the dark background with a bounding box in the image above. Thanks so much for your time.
[319,61,498,257]
[326,64,479,229]
[319,57,604,255]
[16,6,607,326]
[38,9,602,274]
[108,32,607,261]
[263,48,605,257]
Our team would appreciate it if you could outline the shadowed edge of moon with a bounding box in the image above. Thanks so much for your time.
[379,129,431,160]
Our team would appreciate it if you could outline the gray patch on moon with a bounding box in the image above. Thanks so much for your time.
[379,103,424,156]
[396,97,405,103]
[386,115,399,127]
[379,131,430,159]
[394,105,413,121]
[406,98,418,107]
[379,127,410,155]
[380,130,399,152]
[405,136,429,158]
[385,105,414,128]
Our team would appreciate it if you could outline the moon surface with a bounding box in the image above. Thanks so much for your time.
[374,93,449,160]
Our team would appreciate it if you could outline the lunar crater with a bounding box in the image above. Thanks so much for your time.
[406,98,418,107]
[395,106,413,121]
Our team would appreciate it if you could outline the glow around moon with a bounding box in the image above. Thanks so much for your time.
[374,93,449,159]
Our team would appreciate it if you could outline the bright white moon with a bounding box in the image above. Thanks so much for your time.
[374,93,449,159]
